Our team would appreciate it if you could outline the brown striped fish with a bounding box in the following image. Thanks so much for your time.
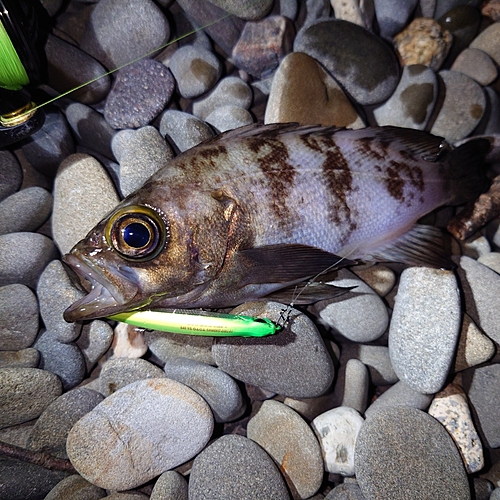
[63,123,491,322]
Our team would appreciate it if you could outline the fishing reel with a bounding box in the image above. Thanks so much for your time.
[0,0,48,148]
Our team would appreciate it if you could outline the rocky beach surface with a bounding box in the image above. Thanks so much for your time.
[1,0,500,498]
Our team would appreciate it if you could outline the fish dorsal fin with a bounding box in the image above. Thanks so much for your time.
[366,224,453,269]
[264,282,356,305]
[237,243,356,285]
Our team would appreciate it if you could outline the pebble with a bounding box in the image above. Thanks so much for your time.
[104,59,175,130]
[37,260,84,344]
[0,232,58,289]
[163,357,245,423]
[144,329,215,365]
[77,320,114,372]
[168,45,222,99]
[325,480,366,499]
[428,383,484,474]
[34,329,86,390]
[294,20,400,105]
[0,150,22,203]
[330,0,374,29]
[52,153,120,255]
[373,64,438,130]
[311,406,364,475]
[0,284,39,350]
[470,22,500,66]
[111,126,174,197]
[45,33,110,105]
[111,323,147,358]
[99,357,164,396]
[459,235,491,259]
[389,267,461,394]
[65,102,116,160]
[27,388,104,459]
[463,363,500,448]
[451,48,498,86]
[354,407,470,499]
[483,0,500,21]
[453,255,500,344]
[434,0,482,20]
[473,478,496,500]
[0,187,52,236]
[159,110,215,152]
[478,251,500,273]
[454,314,495,372]
[205,105,254,132]
[364,380,433,418]
[102,494,148,500]
[150,471,188,500]
[341,359,370,414]
[43,474,105,500]
[232,16,295,78]
[0,348,39,368]
[80,0,170,69]
[313,269,389,343]
[247,400,324,498]
[351,264,396,297]
[189,434,290,499]
[205,0,273,20]
[0,367,62,429]
[212,302,335,398]
[67,378,214,490]
[264,52,365,128]
[393,17,452,70]
[373,0,418,38]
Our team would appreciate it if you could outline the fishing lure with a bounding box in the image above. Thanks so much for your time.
[108,309,280,338]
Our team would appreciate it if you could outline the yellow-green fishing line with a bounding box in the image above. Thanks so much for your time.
[0,21,29,90]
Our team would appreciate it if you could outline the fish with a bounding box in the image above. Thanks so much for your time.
[62,123,491,322]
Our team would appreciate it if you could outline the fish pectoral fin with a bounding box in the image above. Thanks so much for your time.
[264,282,356,305]
[366,224,453,269]
[237,243,356,284]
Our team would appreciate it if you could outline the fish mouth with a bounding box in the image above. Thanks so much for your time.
[62,254,139,322]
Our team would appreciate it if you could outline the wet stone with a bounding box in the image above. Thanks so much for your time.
[0,150,22,203]
[205,105,254,132]
[27,388,104,459]
[77,320,114,372]
[0,348,39,368]
[43,474,105,500]
[212,302,334,398]
[0,367,62,429]
[0,284,39,351]
[67,378,214,491]
[189,434,290,500]
[434,0,482,20]
[451,48,498,86]
[104,59,175,130]
[150,471,188,500]
[374,0,418,38]
[294,19,400,105]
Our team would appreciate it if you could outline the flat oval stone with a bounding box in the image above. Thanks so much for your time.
[43,474,105,500]
[294,19,400,105]
[0,368,62,429]
[389,267,461,394]
[52,153,120,255]
[189,434,290,500]
[150,471,188,500]
[451,48,498,86]
[374,0,418,38]
[67,378,214,490]
[0,348,39,368]
[469,21,500,65]
[212,302,334,398]
[0,150,22,203]
[205,105,254,132]
[355,407,470,499]
[247,400,324,498]
[0,284,39,350]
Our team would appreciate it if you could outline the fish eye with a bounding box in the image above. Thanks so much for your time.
[105,205,168,260]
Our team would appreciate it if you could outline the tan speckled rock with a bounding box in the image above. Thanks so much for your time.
[352,264,396,297]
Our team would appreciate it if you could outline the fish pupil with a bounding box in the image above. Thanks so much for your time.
[123,222,151,248]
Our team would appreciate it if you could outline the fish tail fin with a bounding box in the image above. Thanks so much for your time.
[448,137,492,205]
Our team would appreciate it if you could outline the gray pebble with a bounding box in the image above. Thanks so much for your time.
[212,302,334,398]
[294,19,400,105]
[52,153,120,255]
[0,367,62,429]
[0,233,58,289]
[451,48,498,86]
[192,76,253,121]
[44,474,105,500]
[189,434,290,500]
[163,357,245,422]
[491,488,500,500]
[0,349,39,368]
[0,284,39,350]
[0,187,52,236]
[389,267,461,394]
[205,105,254,132]
[111,126,174,197]
[355,407,470,499]
[45,33,110,105]
[325,481,366,499]
[99,357,165,396]
[37,260,84,343]
[65,103,116,159]
[67,378,213,491]
[80,0,170,69]
[77,320,114,372]
[469,16,500,66]
[0,150,22,203]
[479,87,500,135]
[104,59,175,130]
[342,359,370,414]
[104,494,149,500]
[34,329,86,390]
[434,0,481,19]
[247,400,324,499]
[168,45,222,99]
[159,110,215,153]
[205,0,273,20]
[477,251,500,273]
[150,471,188,500]
[472,478,495,500]
[27,388,104,459]
[373,0,418,38]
